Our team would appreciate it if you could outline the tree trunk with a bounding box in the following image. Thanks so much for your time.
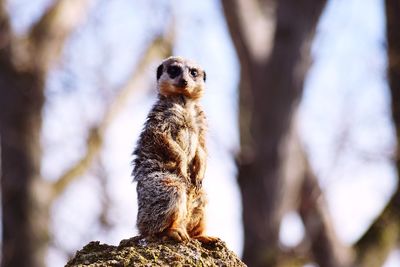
[386,0,400,144]
[0,3,50,266]
[1,3,47,266]
[0,56,47,267]
[0,1,91,266]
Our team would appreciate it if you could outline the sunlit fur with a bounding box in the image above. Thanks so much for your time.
[132,57,216,243]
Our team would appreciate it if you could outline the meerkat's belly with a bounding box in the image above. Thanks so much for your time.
[187,131,198,160]
[174,105,199,162]
[177,129,198,161]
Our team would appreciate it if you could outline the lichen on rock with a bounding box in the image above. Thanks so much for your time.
[66,236,246,266]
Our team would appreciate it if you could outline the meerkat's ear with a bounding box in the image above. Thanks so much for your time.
[156,64,163,80]
[203,71,206,82]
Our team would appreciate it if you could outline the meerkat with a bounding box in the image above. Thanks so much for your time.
[132,56,216,243]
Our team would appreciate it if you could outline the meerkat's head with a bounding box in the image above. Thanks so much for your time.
[156,56,206,100]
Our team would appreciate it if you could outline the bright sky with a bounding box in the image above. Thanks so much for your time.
[7,0,399,266]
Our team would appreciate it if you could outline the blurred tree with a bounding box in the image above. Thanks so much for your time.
[222,0,400,266]
[0,1,171,266]
[0,1,91,266]
[385,0,400,180]
[221,0,327,265]
[306,1,400,266]
[352,1,400,266]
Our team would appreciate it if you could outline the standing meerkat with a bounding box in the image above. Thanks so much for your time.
[132,56,216,243]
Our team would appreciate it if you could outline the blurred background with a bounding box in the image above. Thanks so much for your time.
[0,0,399,266]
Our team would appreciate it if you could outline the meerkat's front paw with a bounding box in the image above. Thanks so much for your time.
[163,228,190,242]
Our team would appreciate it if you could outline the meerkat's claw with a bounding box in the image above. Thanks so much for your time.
[165,228,190,242]
[193,235,218,244]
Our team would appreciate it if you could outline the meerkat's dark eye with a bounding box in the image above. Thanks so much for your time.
[156,64,163,80]
[167,66,181,78]
[190,68,198,78]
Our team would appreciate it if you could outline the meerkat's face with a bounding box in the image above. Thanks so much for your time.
[156,56,206,100]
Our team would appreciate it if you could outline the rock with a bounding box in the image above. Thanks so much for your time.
[66,236,246,267]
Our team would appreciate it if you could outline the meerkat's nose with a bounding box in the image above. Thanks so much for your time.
[179,78,188,87]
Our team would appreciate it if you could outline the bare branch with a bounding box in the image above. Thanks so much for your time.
[96,161,113,230]
[99,36,173,131]
[51,127,101,198]
[221,0,275,63]
[221,0,252,68]
[28,0,92,73]
[299,159,353,267]
[50,34,173,199]
[354,191,400,267]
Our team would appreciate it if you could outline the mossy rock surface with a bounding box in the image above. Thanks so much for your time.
[66,236,246,267]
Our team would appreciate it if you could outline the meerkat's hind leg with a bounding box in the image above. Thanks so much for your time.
[136,174,189,242]
[159,178,190,242]
[187,194,218,244]
[163,208,190,242]
[189,218,218,244]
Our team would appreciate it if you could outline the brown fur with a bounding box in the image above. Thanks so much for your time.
[132,57,216,243]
